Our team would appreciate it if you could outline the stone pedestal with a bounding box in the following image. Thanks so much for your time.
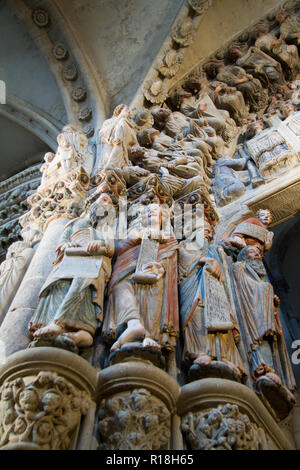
[178,378,295,450]
[96,361,180,450]
[0,347,98,450]
[0,217,69,363]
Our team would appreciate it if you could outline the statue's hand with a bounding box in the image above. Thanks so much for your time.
[56,242,80,255]
[86,240,105,254]
[199,257,223,281]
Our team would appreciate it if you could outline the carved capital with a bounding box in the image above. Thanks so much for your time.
[0,348,98,450]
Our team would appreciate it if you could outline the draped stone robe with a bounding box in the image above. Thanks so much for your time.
[102,233,179,350]
[178,237,245,374]
[29,216,113,337]
[231,261,296,390]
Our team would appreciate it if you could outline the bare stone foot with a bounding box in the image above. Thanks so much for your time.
[63,330,94,348]
[194,354,212,366]
[266,372,282,386]
[33,322,64,338]
[111,320,146,352]
[142,337,161,350]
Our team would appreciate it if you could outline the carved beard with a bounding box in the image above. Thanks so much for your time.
[247,259,267,277]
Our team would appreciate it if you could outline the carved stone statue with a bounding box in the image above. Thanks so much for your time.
[50,124,93,176]
[28,172,126,351]
[181,404,262,450]
[228,45,285,91]
[98,104,138,169]
[276,10,300,46]
[102,175,179,357]
[225,208,274,254]
[178,208,246,382]
[244,119,298,178]
[254,22,299,81]
[231,245,296,420]
[211,157,246,206]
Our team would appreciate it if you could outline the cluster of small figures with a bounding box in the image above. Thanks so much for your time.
[5,7,299,422]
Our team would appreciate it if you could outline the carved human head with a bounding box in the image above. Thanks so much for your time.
[137,128,160,147]
[227,46,243,62]
[253,22,270,38]
[237,245,262,262]
[18,387,39,412]
[204,61,224,79]
[151,108,172,126]
[257,208,272,226]
[6,241,29,258]
[44,152,55,163]
[113,104,130,117]
[276,10,291,23]
[128,145,146,162]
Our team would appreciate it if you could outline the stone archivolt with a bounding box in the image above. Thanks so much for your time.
[1,0,300,452]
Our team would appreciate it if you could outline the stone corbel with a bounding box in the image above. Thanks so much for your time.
[178,378,295,450]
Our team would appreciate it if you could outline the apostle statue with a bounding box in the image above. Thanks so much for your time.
[28,171,126,352]
[225,208,274,254]
[231,245,296,419]
[101,175,179,355]
[177,191,246,382]
[98,104,138,170]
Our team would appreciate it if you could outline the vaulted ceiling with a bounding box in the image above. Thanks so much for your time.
[0,0,284,182]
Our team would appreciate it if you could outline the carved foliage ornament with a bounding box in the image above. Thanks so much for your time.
[172,18,195,47]
[156,49,184,78]
[181,404,261,450]
[143,78,169,105]
[98,388,171,450]
[0,372,90,450]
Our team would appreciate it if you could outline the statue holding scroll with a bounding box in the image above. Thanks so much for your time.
[231,245,296,419]
[102,175,179,354]
[28,172,125,350]
[177,198,246,382]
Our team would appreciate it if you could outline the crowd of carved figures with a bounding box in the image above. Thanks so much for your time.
[1,4,300,450]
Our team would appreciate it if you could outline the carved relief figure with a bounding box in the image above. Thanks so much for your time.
[102,176,179,355]
[178,210,245,382]
[98,104,138,169]
[205,60,267,112]
[211,157,247,207]
[225,208,274,254]
[231,245,296,419]
[28,173,125,351]
[51,125,93,175]
[254,22,299,80]
[0,241,33,321]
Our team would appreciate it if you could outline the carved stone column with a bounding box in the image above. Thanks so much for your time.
[0,347,98,450]
[178,378,295,450]
[0,217,70,363]
[96,361,180,450]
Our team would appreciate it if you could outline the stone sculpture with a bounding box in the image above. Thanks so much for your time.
[225,208,274,254]
[98,104,138,169]
[0,372,90,450]
[177,194,245,382]
[181,404,261,450]
[231,245,296,420]
[28,172,126,351]
[102,175,179,358]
